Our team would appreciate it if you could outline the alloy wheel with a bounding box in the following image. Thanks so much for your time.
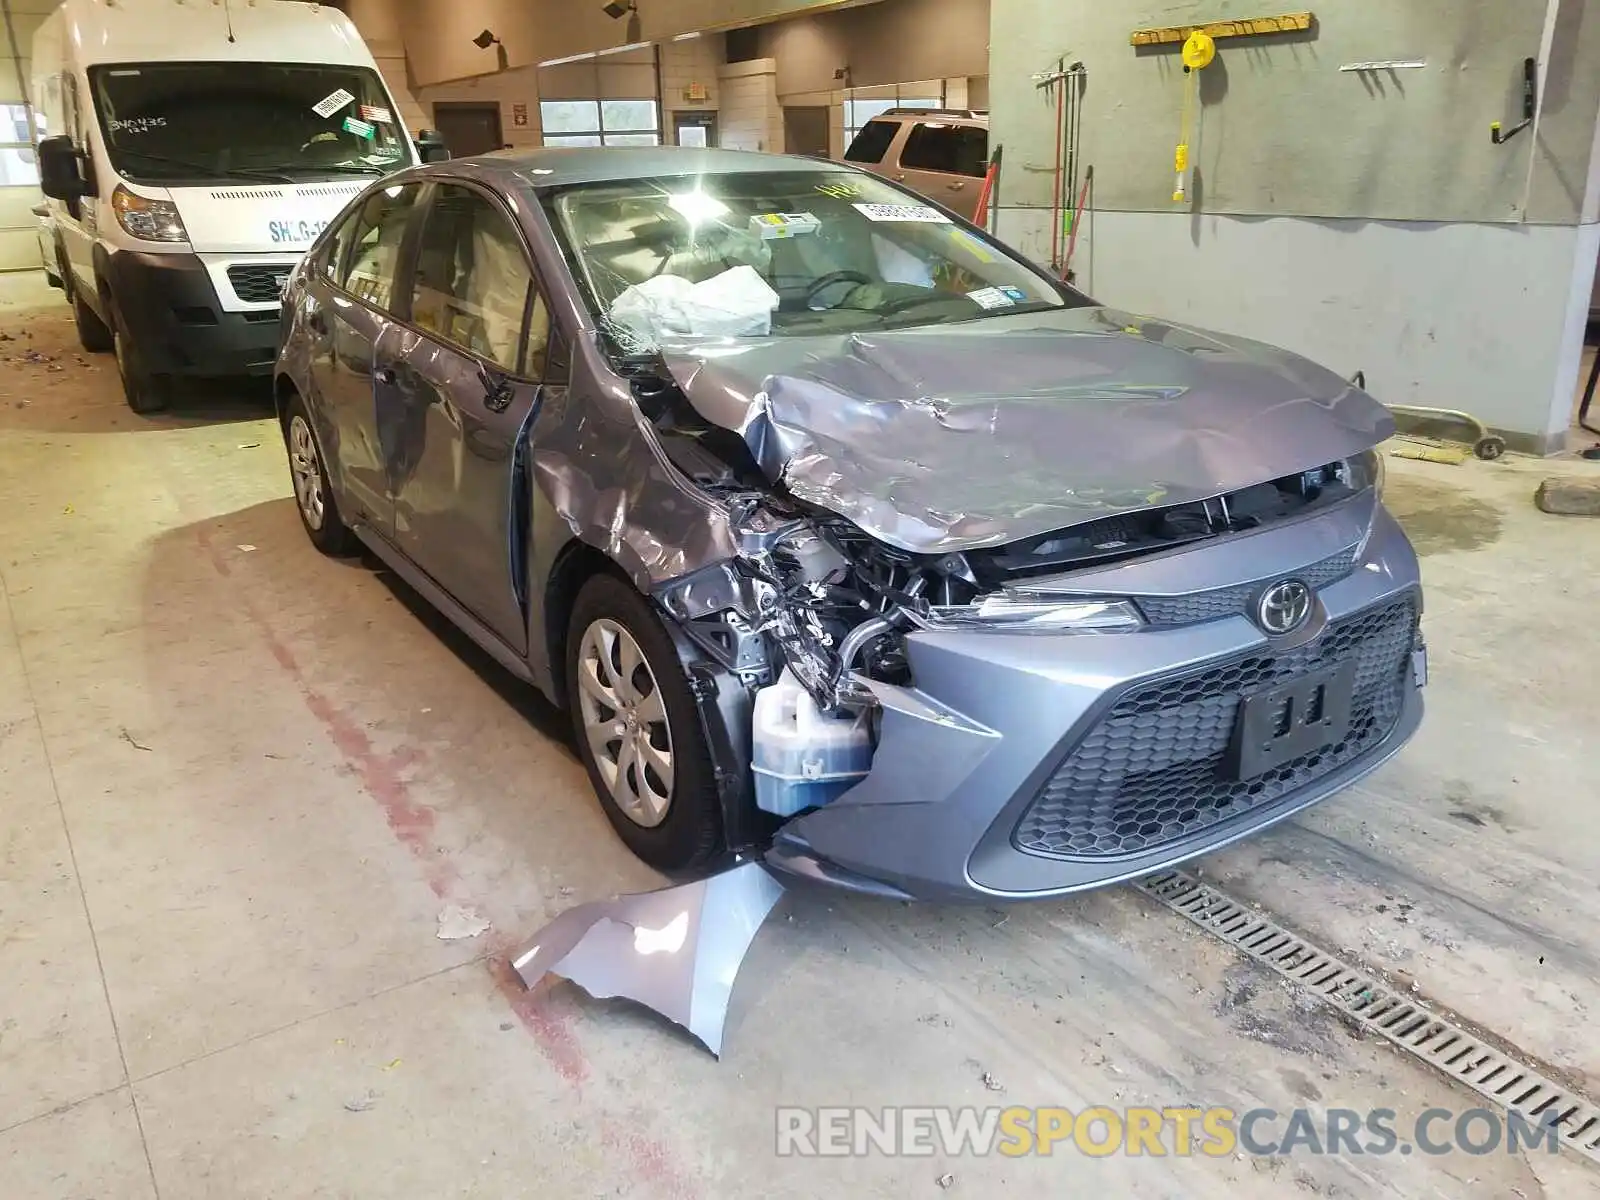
[576,618,674,828]
[288,414,325,530]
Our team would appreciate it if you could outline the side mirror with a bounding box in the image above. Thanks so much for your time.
[416,129,451,163]
[38,136,88,200]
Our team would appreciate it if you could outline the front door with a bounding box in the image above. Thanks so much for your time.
[311,182,422,529]
[432,103,505,157]
[379,182,552,651]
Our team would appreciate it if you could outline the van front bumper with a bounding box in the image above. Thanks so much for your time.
[765,506,1426,903]
[103,251,281,377]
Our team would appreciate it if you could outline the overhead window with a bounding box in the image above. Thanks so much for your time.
[540,99,660,148]
[0,104,38,186]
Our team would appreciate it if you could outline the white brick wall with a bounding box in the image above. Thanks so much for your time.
[660,34,722,142]
[717,59,782,154]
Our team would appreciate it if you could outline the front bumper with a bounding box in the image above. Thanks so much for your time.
[103,251,282,377]
[766,502,1425,903]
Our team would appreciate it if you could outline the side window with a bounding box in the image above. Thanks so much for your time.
[843,119,898,165]
[340,184,421,312]
[952,126,990,178]
[901,122,967,175]
[318,207,359,281]
[409,184,549,376]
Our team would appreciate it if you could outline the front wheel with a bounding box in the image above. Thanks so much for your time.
[110,299,170,414]
[566,574,724,872]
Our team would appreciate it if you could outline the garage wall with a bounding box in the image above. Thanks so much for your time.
[991,0,1600,452]
[400,0,888,89]
[719,58,784,153]
[752,0,989,95]
[0,0,50,272]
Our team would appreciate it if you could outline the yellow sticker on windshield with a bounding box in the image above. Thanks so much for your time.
[815,181,863,199]
[946,226,996,262]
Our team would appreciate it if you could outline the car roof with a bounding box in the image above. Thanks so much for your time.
[457,146,858,189]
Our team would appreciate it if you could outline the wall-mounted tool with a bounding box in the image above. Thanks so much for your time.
[1491,57,1537,144]
[1034,58,1086,271]
[1173,31,1215,203]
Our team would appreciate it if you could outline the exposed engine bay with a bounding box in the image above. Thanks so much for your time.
[641,358,1381,773]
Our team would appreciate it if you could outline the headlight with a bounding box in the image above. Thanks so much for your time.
[112,185,187,243]
[919,594,1145,633]
[1344,448,1385,499]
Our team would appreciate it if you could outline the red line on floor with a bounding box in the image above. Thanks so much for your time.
[197,524,699,1197]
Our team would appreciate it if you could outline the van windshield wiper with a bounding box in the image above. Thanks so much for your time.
[277,163,393,177]
[112,148,296,184]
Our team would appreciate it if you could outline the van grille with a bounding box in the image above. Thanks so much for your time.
[227,265,290,304]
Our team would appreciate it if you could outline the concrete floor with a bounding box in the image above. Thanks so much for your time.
[3,270,1599,1198]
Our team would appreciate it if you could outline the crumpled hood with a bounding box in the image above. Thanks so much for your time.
[660,306,1393,553]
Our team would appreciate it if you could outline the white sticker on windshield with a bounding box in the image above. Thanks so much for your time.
[853,203,951,224]
[108,116,167,134]
[359,105,393,124]
[312,88,355,119]
[966,287,1014,310]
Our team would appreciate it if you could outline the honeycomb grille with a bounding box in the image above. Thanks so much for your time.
[1014,594,1417,860]
[227,265,288,305]
[1135,546,1360,627]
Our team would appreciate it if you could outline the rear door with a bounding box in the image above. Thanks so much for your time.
[896,120,989,207]
[306,182,423,531]
[378,181,554,651]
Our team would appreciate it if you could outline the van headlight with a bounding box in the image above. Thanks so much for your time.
[112,185,187,243]
[917,594,1145,633]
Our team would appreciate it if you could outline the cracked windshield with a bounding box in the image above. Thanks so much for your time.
[548,169,1081,352]
[89,62,408,185]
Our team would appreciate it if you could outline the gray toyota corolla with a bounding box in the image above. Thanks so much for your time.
[275,146,1425,905]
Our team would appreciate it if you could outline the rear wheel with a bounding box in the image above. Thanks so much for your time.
[110,297,170,414]
[69,272,112,353]
[284,392,358,556]
[566,574,723,872]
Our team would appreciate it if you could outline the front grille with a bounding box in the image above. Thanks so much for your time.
[227,265,289,304]
[1014,595,1417,860]
[1135,546,1359,627]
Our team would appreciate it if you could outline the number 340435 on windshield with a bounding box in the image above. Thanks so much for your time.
[269,219,329,245]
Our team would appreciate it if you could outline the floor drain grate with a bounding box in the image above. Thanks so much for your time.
[1137,868,1600,1165]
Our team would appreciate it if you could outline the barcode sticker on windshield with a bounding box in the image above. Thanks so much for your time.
[853,203,950,224]
[312,88,355,119]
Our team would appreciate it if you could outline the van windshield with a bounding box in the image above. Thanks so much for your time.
[89,62,411,185]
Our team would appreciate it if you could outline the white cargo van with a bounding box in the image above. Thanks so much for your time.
[32,0,446,412]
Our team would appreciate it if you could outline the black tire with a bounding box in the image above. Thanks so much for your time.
[283,391,359,556]
[109,298,171,414]
[70,281,113,353]
[565,573,724,872]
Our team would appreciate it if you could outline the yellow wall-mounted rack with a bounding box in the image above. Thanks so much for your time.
[1130,11,1315,47]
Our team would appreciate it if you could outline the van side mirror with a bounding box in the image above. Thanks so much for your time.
[416,129,451,163]
[38,136,88,200]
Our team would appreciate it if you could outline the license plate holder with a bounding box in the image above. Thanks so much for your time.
[1228,662,1357,780]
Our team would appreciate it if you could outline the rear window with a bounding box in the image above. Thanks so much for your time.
[900,122,989,178]
[843,119,898,165]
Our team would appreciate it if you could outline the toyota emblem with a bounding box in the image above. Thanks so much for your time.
[1257,579,1313,635]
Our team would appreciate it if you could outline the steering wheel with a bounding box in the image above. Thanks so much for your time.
[804,270,873,308]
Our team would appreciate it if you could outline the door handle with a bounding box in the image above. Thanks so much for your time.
[949,181,966,191]
[374,365,396,386]
[893,173,907,182]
